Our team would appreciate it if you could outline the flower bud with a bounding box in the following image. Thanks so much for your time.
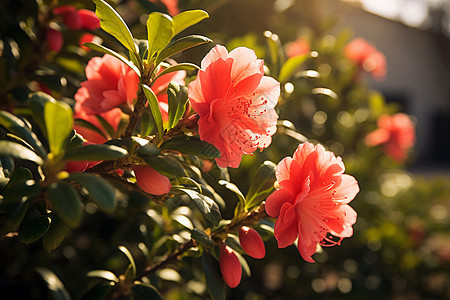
[62,10,81,29]
[219,245,242,288]
[239,226,265,259]
[78,9,101,30]
[46,28,63,52]
[133,165,171,195]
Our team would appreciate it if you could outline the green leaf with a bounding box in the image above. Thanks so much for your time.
[2,178,41,204]
[0,141,44,165]
[74,119,107,140]
[35,268,71,300]
[311,87,338,100]
[47,182,83,227]
[147,12,174,60]
[156,35,212,67]
[0,110,47,158]
[172,10,209,36]
[264,30,282,77]
[191,228,214,248]
[68,173,116,213]
[132,283,163,300]
[81,281,113,300]
[154,64,199,84]
[44,101,73,157]
[18,209,50,244]
[118,245,136,278]
[161,136,220,159]
[141,155,187,178]
[245,161,276,210]
[140,84,163,139]
[93,0,137,54]
[180,189,221,227]
[166,81,189,130]
[87,270,119,283]
[134,137,161,156]
[278,53,308,83]
[201,252,225,300]
[218,180,245,208]
[67,131,84,151]
[64,144,128,162]
[0,197,29,238]
[139,109,156,137]
[83,42,140,77]
[28,91,57,136]
[43,215,70,252]
[95,115,115,139]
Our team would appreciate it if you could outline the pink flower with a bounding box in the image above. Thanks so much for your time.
[133,165,172,195]
[75,55,185,119]
[75,54,139,115]
[188,45,280,168]
[285,37,310,58]
[149,0,180,16]
[344,38,387,79]
[239,226,265,259]
[79,33,101,51]
[365,113,415,162]
[219,244,242,288]
[265,142,359,263]
[46,28,63,52]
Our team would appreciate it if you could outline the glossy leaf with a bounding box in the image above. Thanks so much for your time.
[140,109,156,136]
[134,137,161,156]
[87,270,119,283]
[74,118,107,140]
[141,84,163,139]
[132,283,163,300]
[172,10,209,36]
[278,53,309,83]
[156,35,212,67]
[161,136,220,159]
[47,182,83,227]
[44,101,73,156]
[93,0,137,54]
[245,161,277,210]
[201,252,225,300]
[18,209,50,244]
[2,178,41,204]
[147,12,174,60]
[35,267,71,300]
[191,228,214,248]
[95,115,115,139]
[154,63,199,84]
[0,141,43,165]
[141,155,187,178]
[118,245,136,278]
[0,198,29,238]
[28,91,57,136]
[67,131,84,150]
[69,173,117,213]
[180,189,221,227]
[166,82,189,130]
[218,180,245,207]
[43,215,70,252]
[83,42,141,76]
[64,144,128,161]
[0,110,47,158]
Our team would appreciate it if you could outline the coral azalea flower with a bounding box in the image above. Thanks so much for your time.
[345,38,387,79]
[189,45,280,168]
[365,113,415,162]
[265,142,359,262]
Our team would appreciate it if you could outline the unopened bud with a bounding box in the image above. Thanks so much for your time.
[46,28,63,52]
[133,165,171,195]
[219,245,242,288]
[239,226,265,259]
[78,9,101,30]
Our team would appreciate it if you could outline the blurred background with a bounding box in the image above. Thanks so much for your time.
[1,0,450,299]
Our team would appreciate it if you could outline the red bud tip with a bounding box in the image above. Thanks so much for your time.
[46,28,63,52]
[239,226,265,259]
[133,165,172,195]
[219,245,242,288]
[78,9,101,30]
